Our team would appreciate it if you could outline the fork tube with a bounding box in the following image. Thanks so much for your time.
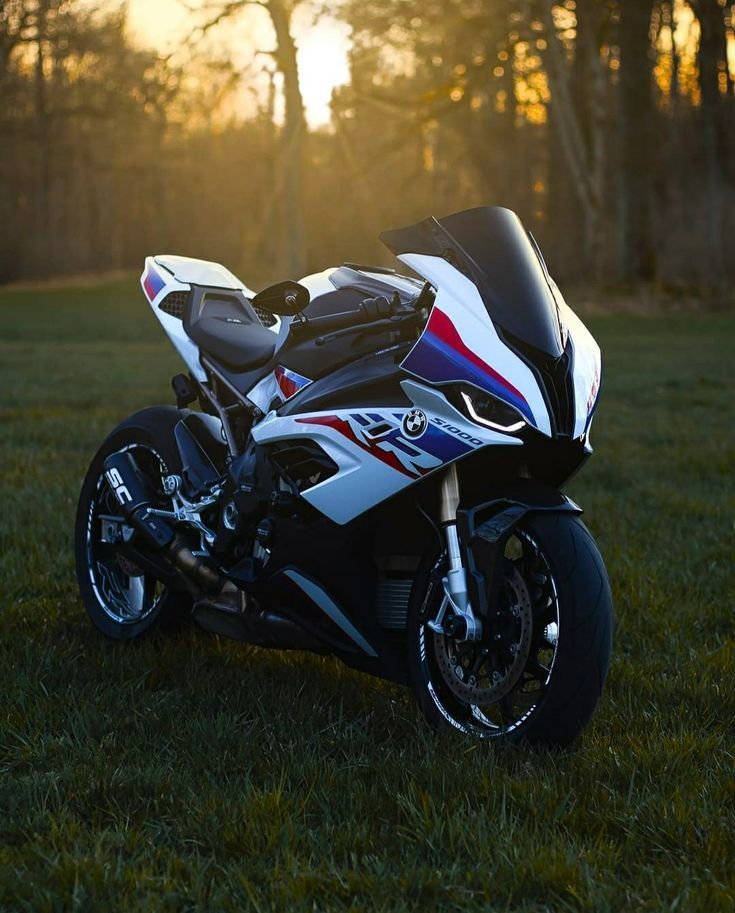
[440,464,462,573]
[438,465,480,637]
[439,463,460,525]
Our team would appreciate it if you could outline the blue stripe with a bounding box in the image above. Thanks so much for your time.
[145,266,166,299]
[403,332,534,423]
[420,422,474,461]
[280,366,311,389]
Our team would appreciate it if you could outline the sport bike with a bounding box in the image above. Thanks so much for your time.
[75,206,613,744]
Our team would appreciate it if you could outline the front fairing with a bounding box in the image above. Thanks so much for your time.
[382,206,565,358]
[381,207,601,440]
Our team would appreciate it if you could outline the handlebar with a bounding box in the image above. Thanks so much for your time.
[290,294,398,338]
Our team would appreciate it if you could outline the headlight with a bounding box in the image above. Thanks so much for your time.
[460,390,526,433]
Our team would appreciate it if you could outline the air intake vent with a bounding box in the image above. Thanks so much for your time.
[269,440,338,490]
[376,577,413,629]
[253,305,277,328]
[158,291,189,320]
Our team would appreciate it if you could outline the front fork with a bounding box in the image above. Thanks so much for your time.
[427,464,483,642]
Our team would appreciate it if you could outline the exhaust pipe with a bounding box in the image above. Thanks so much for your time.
[191,602,326,650]
[103,451,226,594]
[103,451,325,651]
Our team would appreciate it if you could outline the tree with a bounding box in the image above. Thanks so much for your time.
[617,0,657,280]
[537,0,610,275]
[191,0,308,277]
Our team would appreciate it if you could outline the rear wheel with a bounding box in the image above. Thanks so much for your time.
[74,407,191,640]
[408,512,613,746]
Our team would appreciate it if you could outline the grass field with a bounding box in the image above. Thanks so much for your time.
[1,279,734,912]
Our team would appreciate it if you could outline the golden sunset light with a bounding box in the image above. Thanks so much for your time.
[127,0,351,127]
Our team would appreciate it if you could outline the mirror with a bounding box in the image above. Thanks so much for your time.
[252,280,310,316]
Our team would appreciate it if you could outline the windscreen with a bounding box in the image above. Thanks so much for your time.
[380,206,564,357]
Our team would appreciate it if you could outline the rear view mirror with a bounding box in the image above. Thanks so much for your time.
[252,280,310,316]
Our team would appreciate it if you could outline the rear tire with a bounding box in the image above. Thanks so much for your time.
[407,512,613,746]
[74,406,192,640]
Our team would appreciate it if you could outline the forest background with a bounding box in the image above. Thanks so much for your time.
[1,0,734,296]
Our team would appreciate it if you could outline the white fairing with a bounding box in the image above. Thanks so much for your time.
[249,254,601,526]
[154,254,256,295]
[141,256,207,381]
[299,266,421,302]
[299,268,339,299]
[251,379,522,525]
[398,253,553,437]
[247,371,281,413]
[555,288,601,439]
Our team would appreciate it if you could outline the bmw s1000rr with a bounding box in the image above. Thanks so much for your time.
[75,206,613,744]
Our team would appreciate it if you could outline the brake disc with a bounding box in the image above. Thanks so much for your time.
[433,567,533,703]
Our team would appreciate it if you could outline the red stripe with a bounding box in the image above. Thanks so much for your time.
[428,308,527,404]
[143,272,156,301]
[295,415,415,477]
[275,367,299,399]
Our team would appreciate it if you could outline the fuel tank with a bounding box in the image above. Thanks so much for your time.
[278,342,413,416]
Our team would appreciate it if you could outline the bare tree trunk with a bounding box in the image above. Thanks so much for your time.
[267,0,307,278]
[694,0,731,179]
[617,0,656,281]
[259,70,281,274]
[691,0,730,276]
[538,1,607,277]
[34,0,51,275]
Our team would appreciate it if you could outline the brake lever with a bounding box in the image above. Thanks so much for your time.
[314,311,418,347]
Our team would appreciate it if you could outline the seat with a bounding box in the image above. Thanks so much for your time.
[185,290,276,371]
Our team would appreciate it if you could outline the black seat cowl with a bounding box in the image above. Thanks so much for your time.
[184,286,276,372]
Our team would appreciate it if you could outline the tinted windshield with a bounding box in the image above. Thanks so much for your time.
[380,206,563,357]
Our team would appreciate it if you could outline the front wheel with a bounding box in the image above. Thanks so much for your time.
[408,512,613,746]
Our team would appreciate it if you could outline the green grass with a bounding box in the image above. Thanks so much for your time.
[1,279,734,912]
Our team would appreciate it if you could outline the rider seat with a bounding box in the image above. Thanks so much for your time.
[184,288,276,371]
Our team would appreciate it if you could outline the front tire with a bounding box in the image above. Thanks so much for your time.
[74,406,192,640]
[408,512,613,746]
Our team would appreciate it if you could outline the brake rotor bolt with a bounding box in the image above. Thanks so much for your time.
[494,634,502,641]
[468,676,476,686]
[510,644,518,655]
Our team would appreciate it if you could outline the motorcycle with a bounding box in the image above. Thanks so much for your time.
[75,205,613,744]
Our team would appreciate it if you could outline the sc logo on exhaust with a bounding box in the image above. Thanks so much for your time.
[105,467,132,504]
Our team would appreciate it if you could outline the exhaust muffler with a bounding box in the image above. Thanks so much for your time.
[102,451,323,650]
[103,451,226,594]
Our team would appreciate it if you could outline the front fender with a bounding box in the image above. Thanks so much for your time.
[456,480,582,621]
[457,479,581,541]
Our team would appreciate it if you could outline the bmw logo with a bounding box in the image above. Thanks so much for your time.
[403,409,428,438]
